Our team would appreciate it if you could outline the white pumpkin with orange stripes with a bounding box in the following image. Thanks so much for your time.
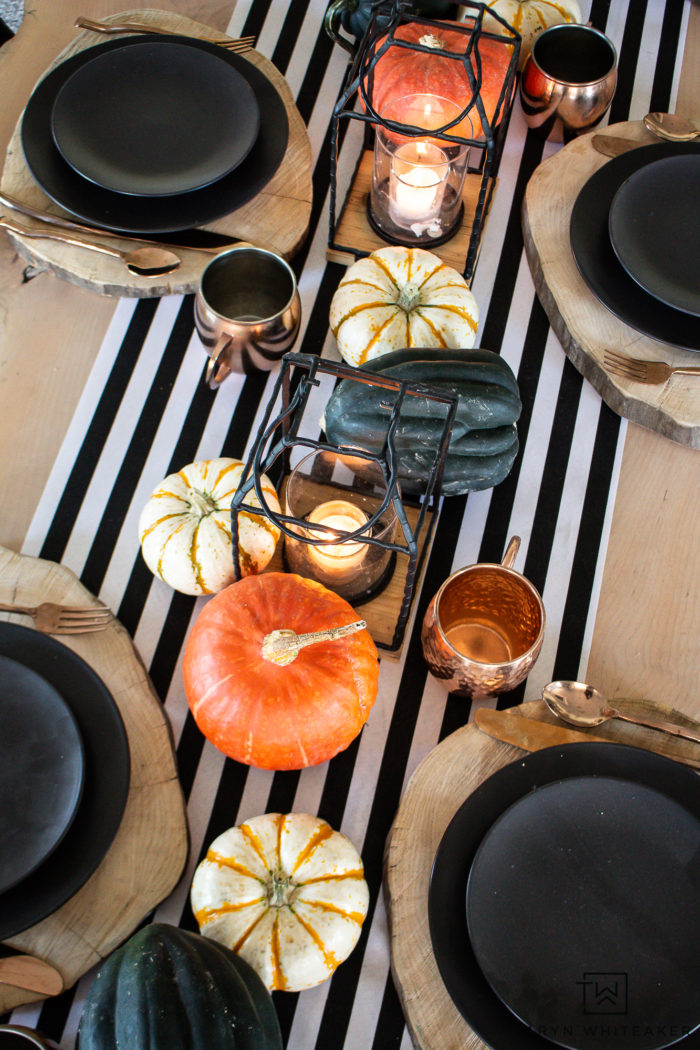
[329,245,479,368]
[138,458,280,596]
[470,0,582,68]
[190,812,369,992]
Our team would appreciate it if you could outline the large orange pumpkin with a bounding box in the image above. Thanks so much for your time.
[182,574,379,770]
[367,20,514,138]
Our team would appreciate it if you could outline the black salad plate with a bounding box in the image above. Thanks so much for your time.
[608,154,700,317]
[0,655,85,895]
[0,622,130,939]
[428,744,700,1050]
[569,142,700,351]
[51,40,260,197]
[466,775,700,1050]
[21,35,288,234]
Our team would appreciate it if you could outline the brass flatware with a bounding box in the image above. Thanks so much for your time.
[0,192,231,254]
[643,111,700,142]
[543,679,700,744]
[603,349,700,385]
[0,217,181,277]
[75,17,255,52]
[591,132,642,157]
[474,707,700,769]
[0,600,111,635]
[0,955,63,996]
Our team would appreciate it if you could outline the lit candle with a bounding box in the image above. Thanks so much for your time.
[389,139,449,229]
[306,500,369,579]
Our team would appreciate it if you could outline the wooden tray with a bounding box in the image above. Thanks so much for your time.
[384,696,700,1050]
[0,9,313,298]
[0,544,188,1011]
[522,120,700,449]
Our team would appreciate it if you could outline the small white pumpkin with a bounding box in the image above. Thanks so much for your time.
[138,457,280,596]
[329,246,479,368]
[190,812,369,992]
[465,0,582,69]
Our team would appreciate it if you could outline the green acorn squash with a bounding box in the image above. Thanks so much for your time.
[77,923,282,1050]
[322,347,521,496]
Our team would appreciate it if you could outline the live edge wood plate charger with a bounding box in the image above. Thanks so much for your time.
[0,544,188,1012]
[522,120,700,450]
[0,9,313,298]
[384,697,700,1050]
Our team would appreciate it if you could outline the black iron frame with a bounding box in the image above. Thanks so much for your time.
[230,352,458,651]
[327,0,521,280]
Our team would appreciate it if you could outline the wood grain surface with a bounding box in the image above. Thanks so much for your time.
[0,8,313,297]
[522,119,700,449]
[384,698,700,1050]
[0,544,188,1012]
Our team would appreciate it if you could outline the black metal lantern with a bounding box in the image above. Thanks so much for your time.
[326,0,520,278]
[230,352,458,652]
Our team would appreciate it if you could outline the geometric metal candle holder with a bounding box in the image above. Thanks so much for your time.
[326,0,520,280]
[230,351,458,653]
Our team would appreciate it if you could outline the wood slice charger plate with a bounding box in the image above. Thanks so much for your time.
[0,9,313,298]
[384,697,700,1050]
[0,544,188,1012]
[522,120,700,449]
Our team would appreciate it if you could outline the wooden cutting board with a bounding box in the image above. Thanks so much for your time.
[522,120,700,449]
[384,697,700,1050]
[0,544,188,1011]
[0,8,313,297]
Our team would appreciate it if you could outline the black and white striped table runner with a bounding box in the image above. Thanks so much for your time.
[7,1,691,1046]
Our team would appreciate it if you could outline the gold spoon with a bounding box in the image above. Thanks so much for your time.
[0,216,181,277]
[643,112,700,142]
[543,680,700,744]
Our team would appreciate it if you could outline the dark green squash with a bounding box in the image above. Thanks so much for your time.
[78,923,282,1050]
[322,348,521,496]
[326,0,453,43]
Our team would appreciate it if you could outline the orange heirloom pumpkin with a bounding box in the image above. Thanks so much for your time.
[368,20,514,138]
[182,573,379,770]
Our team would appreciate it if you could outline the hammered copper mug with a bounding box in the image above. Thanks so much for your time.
[421,536,545,698]
[194,246,301,388]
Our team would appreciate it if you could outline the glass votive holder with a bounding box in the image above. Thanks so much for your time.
[284,450,398,604]
[369,93,471,246]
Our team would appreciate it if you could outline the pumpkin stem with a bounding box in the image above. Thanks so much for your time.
[418,33,444,49]
[262,620,367,666]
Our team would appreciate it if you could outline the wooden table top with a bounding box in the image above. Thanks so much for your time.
[0,4,698,1047]
[1,0,697,721]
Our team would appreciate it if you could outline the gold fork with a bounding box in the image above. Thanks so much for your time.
[0,601,112,635]
[75,17,256,52]
[603,349,700,385]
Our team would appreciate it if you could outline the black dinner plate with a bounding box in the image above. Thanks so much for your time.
[51,40,260,197]
[608,154,700,317]
[0,622,130,939]
[21,35,288,234]
[0,655,85,895]
[428,744,700,1050]
[569,142,700,351]
[465,775,700,1050]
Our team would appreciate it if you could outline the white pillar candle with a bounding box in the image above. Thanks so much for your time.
[389,140,449,228]
[306,500,369,577]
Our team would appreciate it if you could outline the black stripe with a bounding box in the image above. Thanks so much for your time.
[242,0,273,42]
[370,973,407,1050]
[588,0,613,32]
[479,132,546,352]
[80,297,196,597]
[296,27,336,125]
[39,299,158,564]
[552,402,621,679]
[649,0,686,113]
[271,0,310,73]
[608,0,647,124]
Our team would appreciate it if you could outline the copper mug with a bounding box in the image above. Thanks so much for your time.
[194,246,301,388]
[520,24,618,142]
[421,537,545,698]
